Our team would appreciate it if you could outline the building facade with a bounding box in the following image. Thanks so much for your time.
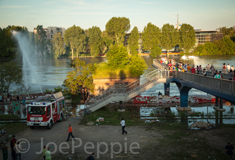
[195,29,223,46]
[33,26,66,40]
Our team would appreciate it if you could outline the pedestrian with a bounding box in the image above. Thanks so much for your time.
[227,64,231,73]
[43,146,46,160]
[225,142,234,160]
[187,65,191,73]
[222,63,226,73]
[45,147,51,160]
[229,70,233,80]
[10,135,17,160]
[66,124,75,141]
[214,72,221,79]
[87,152,95,160]
[231,65,234,71]
[14,141,22,160]
[233,70,235,81]
[191,66,196,73]
[219,71,224,79]
[202,69,207,76]
[120,118,127,134]
[206,64,210,71]
[196,65,199,74]
[210,64,215,71]
[1,141,8,160]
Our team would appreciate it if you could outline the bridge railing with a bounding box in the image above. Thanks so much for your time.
[153,59,168,70]
[173,71,235,96]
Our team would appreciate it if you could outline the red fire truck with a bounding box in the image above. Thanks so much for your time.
[27,92,65,129]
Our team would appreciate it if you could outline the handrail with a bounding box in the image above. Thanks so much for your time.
[86,69,170,111]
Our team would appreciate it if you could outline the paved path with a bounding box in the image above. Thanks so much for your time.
[5,117,81,160]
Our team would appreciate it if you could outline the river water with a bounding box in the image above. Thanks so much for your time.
[9,55,235,94]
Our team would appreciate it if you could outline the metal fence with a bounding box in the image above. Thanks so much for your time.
[173,71,235,96]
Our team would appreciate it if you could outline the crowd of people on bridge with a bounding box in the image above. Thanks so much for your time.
[158,57,235,81]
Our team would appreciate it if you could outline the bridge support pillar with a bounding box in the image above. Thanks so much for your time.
[215,97,219,107]
[180,86,191,107]
[220,98,223,109]
[164,83,170,96]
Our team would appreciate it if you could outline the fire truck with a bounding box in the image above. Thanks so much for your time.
[27,92,65,129]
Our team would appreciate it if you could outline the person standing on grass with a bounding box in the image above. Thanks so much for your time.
[10,135,17,160]
[45,147,51,160]
[120,118,127,134]
[225,142,234,160]
[1,141,8,160]
[66,124,75,141]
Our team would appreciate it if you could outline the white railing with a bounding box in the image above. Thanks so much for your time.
[86,69,169,112]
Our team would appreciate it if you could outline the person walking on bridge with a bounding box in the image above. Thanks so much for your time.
[66,124,75,141]
[206,64,210,71]
[227,64,231,73]
[222,63,227,73]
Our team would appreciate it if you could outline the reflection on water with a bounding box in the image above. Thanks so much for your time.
[140,104,235,127]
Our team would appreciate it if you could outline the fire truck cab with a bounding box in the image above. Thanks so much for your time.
[27,92,65,129]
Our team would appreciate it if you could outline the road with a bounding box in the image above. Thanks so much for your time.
[6,117,81,160]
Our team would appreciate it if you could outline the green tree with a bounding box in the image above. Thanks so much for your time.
[0,25,28,58]
[150,46,162,57]
[35,25,48,55]
[101,31,113,53]
[128,55,147,76]
[161,23,178,57]
[142,23,161,52]
[106,44,129,69]
[63,58,97,94]
[52,32,65,59]
[64,25,87,59]
[219,26,235,38]
[128,26,139,55]
[0,62,22,93]
[87,26,102,57]
[216,37,235,55]
[105,17,130,45]
[179,24,196,53]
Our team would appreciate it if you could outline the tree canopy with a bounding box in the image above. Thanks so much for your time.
[0,25,28,58]
[0,62,23,93]
[64,25,87,59]
[179,24,195,53]
[35,25,48,55]
[128,55,147,76]
[52,32,65,59]
[106,44,129,69]
[87,26,102,57]
[141,23,161,52]
[161,23,179,53]
[105,17,130,45]
[193,37,235,56]
[63,58,97,94]
[128,26,139,55]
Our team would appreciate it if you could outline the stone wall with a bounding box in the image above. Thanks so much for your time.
[93,78,139,96]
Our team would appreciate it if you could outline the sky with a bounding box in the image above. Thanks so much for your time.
[0,0,235,32]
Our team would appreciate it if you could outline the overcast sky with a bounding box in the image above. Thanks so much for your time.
[0,0,235,32]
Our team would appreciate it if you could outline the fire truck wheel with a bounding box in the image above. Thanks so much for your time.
[30,126,35,129]
[47,121,53,129]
